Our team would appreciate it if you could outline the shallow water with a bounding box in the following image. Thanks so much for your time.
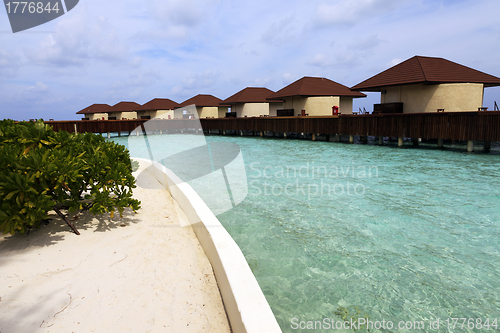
[113,134,500,332]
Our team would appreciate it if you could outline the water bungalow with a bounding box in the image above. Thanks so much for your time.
[107,101,142,120]
[62,56,500,152]
[221,87,283,117]
[266,76,366,116]
[176,94,229,119]
[351,56,500,113]
[134,98,179,120]
[76,103,111,120]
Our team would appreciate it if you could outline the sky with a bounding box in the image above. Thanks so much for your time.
[0,0,499,120]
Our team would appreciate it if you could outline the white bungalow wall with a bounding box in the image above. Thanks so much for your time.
[137,110,175,119]
[282,96,353,115]
[86,113,108,120]
[233,103,270,117]
[268,102,282,117]
[380,83,484,113]
[218,107,228,118]
[107,111,137,120]
[174,108,194,119]
[197,106,227,118]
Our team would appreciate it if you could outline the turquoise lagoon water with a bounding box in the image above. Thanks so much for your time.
[112,134,500,332]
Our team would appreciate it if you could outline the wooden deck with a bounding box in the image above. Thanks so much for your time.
[46,111,500,143]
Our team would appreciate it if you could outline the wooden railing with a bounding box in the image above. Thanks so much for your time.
[46,111,500,142]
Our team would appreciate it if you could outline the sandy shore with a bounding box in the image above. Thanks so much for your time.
[0,164,230,333]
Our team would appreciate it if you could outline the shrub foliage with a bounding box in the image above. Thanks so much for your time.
[0,119,141,235]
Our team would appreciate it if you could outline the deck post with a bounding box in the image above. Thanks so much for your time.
[240,130,243,136]
[467,140,474,152]
[484,141,491,151]
[107,132,111,139]
[223,130,226,136]
[398,137,403,147]
[437,138,444,148]
[349,135,354,144]
[284,132,287,139]
[136,129,139,136]
[260,131,263,137]
[312,133,316,141]
[73,123,78,134]
[378,136,383,145]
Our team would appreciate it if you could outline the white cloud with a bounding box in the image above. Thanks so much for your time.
[27,81,49,93]
[0,47,21,78]
[24,9,127,68]
[281,73,296,86]
[251,77,274,87]
[389,58,403,67]
[316,0,405,26]
[129,57,143,68]
[351,34,383,50]
[138,0,220,40]
[261,16,301,46]
[12,81,53,104]
[308,54,331,67]
[171,70,221,98]
[305,35,382,72]
[105,70,162,101]
[330,35,383,69]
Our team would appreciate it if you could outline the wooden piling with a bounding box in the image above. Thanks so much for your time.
[467,140,474,152]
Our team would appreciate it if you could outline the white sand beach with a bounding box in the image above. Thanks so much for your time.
[0,165,231,332]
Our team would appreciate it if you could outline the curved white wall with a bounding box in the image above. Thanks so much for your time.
[134,158,282,333]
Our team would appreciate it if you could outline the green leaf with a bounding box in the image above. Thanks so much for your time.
[0,120,141,235]
[4,191,17,201]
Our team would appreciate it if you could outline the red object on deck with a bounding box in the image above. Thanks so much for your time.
[332,106,339,115]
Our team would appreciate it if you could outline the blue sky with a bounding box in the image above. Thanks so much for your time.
[1,0,499,120]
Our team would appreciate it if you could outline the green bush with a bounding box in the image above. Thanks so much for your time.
[0,119,141,235]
